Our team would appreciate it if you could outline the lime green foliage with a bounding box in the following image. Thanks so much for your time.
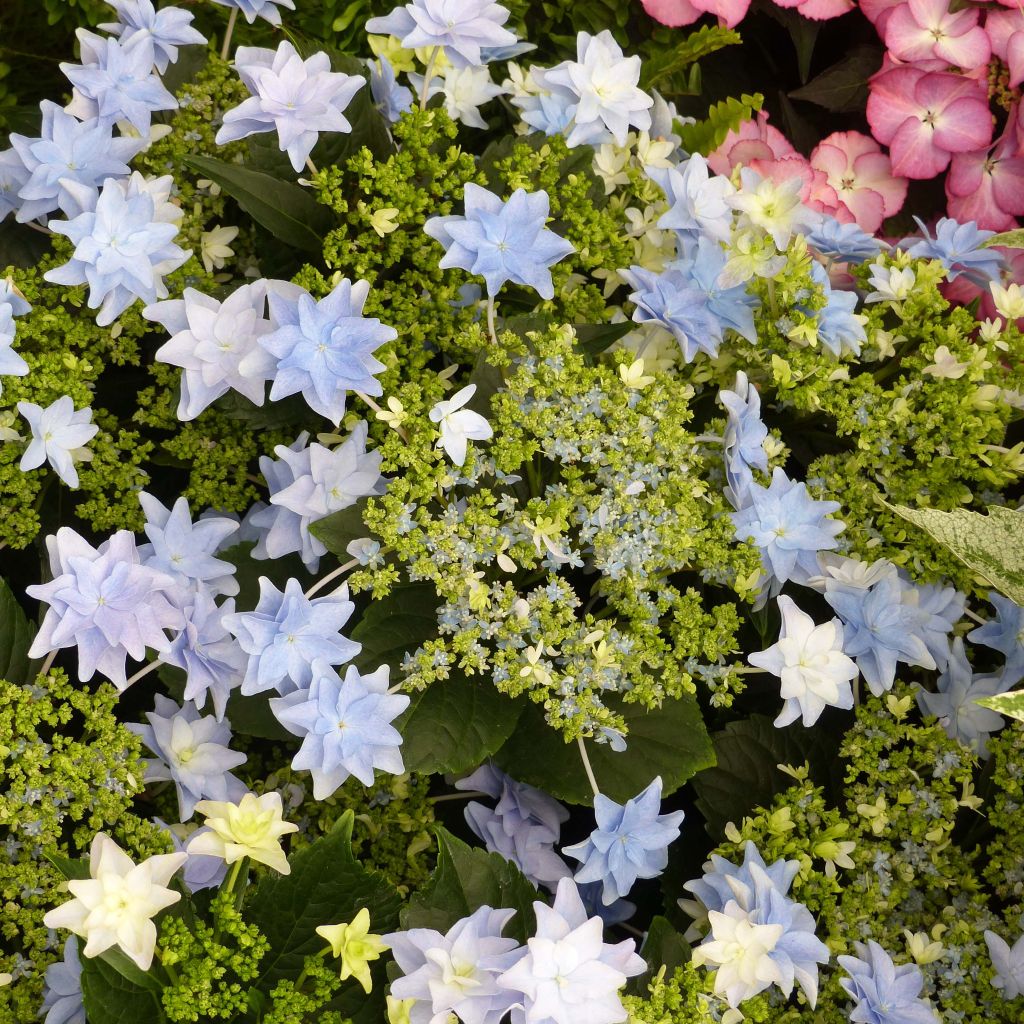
[625,964,772,1024]
[982,725,1024,922]
[678,94,764,156]
[0,670,167,1024]
[977,690,1024,723]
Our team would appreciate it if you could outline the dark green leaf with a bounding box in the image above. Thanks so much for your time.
[495,695,714,805]
[80,955,165,1024]
[349,582,439,673]
[0,219,51,270]
[629,916,691,994]
[790,46,882,113]
[400,670,524,775]
[310,498,372,556]
[575,322,634,357]
[223,691,292,741]
[0,575,39,683]
[640,24,741,91]
[42,849,90,880]
[403,827,537,942]
[184,154,332,253]
[247,811,402,990]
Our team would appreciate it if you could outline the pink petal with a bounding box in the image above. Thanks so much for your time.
[640,0,703,25]
[889,116,950,178]
[932,95,994,154]
[696,0,752,27]
[885,6,941,63]
[748,154,814,200]
[934,25,991,70]
[946,148,986,197]
[796,0,854,18]
[809,141,850,180]
[986,10,1024,61]
[851,149,908,215]
[992,157,1024,215]
[837,184,886,231]
[947,190,1018,232]
[867,66,925,146]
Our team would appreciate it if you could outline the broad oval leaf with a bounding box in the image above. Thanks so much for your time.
[0,575,39,683]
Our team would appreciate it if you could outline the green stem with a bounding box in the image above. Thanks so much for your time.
[419,47,440,110]
[220,6,238,62]
[577,736,600,800]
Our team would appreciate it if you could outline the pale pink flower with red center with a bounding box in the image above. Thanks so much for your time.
[708,111,797,177]
[946,116,1024,230]
[810,131,908,232]
[640,0,750,27]
[884,0,991,69]
[772,0,855,22]
[987,8,1024,89]
[867,65,992,179]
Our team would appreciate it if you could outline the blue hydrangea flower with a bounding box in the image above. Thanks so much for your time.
[720,371,769,510]
[45,173,190,326]
[159,820,228,893]
[256,278,394,424]
[824,575,938,697]
[128,694,248,821]
[577,881,637,927]
[0,277,31,318]
[138,492,239,600]
[424,183,574,300]
[40,936,85,1024]
[806,218,884,265]
[672,237,759,343]
[968,591,1024,684]
[649,155,735,245]
[907,580,964,671]
[984,929,1024,1000]
[809,263,867,358]
[271,663,410,797]
[27,528,183,688]
[619,265,722,363]
[731,468,844,591]
[838,941,937,1024]
[216,42,365,173]
[366,1,518,69]
[901,217,1003,285]
[386,906,523,1024]
[0,301,30,395]
[917,638,1008,757]
[368,56,412,124]
[222,576,360,696]
[163,588,246,721]
[62,31,178,136]
[563,776,684,905]
[8,102,143,224]
[248,424,385,571]
[98,1,207,73]
[17,397,99,489]
[458,763,572,889]
[512,87,577,137]
[209,0,295,26]
[0,148,30,221]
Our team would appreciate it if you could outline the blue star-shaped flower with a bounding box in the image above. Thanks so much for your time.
[209,0,295,25]
[902,216,1003,286]
[258,278,394,425]
[649,155,734,245]
[424,183,575,300]
[99,1,207,74]
[968,591,1024,684]
[720,371,769,510]
[368,56,413,124]
[671,236,759,343]
[40,936,85,1024]
[806,217,884,265]
[838,941,936,1024]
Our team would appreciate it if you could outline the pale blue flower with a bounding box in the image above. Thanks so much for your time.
[216,42,365,173]
[163,587,246,721]
[806,218,883,264]
[0,148,30,221]
[968,591,1024,684]
[577,881,636,927]
[128,694,247,821]
[838,941,937,1024]
[908,580,964,671]
[984,929,1024,1000]
[619,265,721,363]
[146,281,278,421]
[159,821,227,893]
[256,278,394,424]
[720,370,769,509]
[209,0,295,25]
[0,303,30,395]
[424,183,574,300]
[537,31,653,147]
[222,577,360,696]
[731,467,844,591]
[45,173,190,326]
[249,424,385,570]
[40,936,85,1024]
[649,155,734,245]
[385,906,523,1024]
[917,638,1008,757]
[17,397,99,489]
[62,31,177,135]
[0,278,31,318]
[138,492,239,599]
[8,102,143,224]
[27,527,183,688]
[271,663,409,796]
[496,877,645,1022]
[563,776,684,905]
[368,56,412,124]
[512,87,576,136]
[671,237,758,343]
[810,264,866,358]
[366,1,517,69]
[902,216,1002,286]
[99,1,207,73]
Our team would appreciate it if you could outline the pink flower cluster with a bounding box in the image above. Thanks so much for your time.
[643,0,1024,231]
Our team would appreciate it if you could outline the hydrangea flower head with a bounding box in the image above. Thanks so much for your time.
[45,173,190,326]
[256,278,395,424]
[368,56,413,124]
[272,663,410,797]
[62,31,177,136]
[497,876,645,1023]
[17,397,98,489]
[648,154,735,244]
[99,1,207,73]
[968,591,1024,684]
[901,217,1003,285]
[317,909,390,994]
[188,791,298,874]
[838,941,937,1024]
[128,694,248,821]
[984,929,1024,1001]
[8,102,144,224]
[223,576,360,696]
[563,776,684,904]
[209,0,296,26]
[424,183,574,299]
[806,218,885,264]
[216,42,365,172]
[40,936,84,1024]
[720,370,769,508]
[0,148,30,221]
[727,167,818,251]
[43,833,186,971]
[366,1,518,69]
[430,384,493,466]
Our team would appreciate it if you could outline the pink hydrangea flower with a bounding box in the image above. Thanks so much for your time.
[884,0,991,69]
[708,111,797,177]
[640,0,750,28]
[772,0,854,22]
[946,117,1024,231]
[867,65,993,179]
[987,8,1024,89]
[860,0,903,34]
[809,131,908,232]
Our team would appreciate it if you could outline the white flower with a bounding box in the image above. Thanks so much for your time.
[593,143,631,194]
[42,833,187,970]
[188,791,299,874]
[991,282,1024,321]
[429,384,493,466]
[727,168,813,250]
[923,344,970,379]
[692,902,786,1008]
[866,264,916,303]
[414,65,505,129]
[17,396,99,489]
[199,224,239,274]
[748,594,858,727]
[805,554,898,593]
